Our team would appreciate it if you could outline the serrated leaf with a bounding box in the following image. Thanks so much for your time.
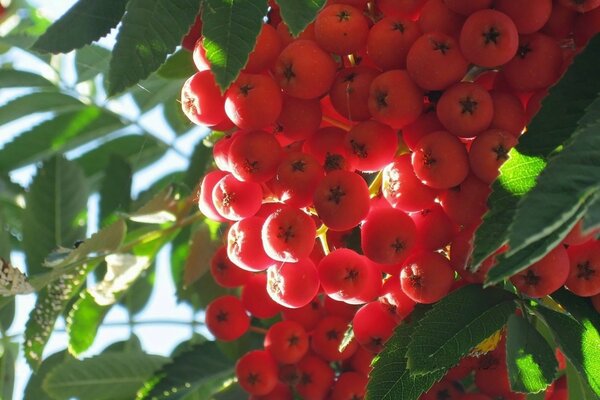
[0,108,124,172]
[485,189,598,285]
[75,45,112,83]
[119,263,155,315]
[202,0,268,91]
[24,263,95,369]
[406,285,517,375]
[131,73,186,113]
[367,306,447,400]
[157,49,196,79]
[32,0,128,53]
[102,335,143,353]
[107,0,202,96]
[184,225,217,287]
[551,289,600,334]
[183,140,213,190]
[583,195,600,233]
[24,350,71,400]
[210,383,247,400]
[566,361,599,400]
[99,155,132,226]
[43,352,169,400]
[22,157,88,276]
[136,341,234,400]
[535,306,600,396]
[0,341,17,400]
[506,314,557,393]
[276,0,326,36]
[0,69,55,88]
[163,93,194,136]
[472,35,600,269]
[0,91,84,127]
[67,293,111,356]
[129,186,177,224]
[75,135,167,183]
[508,105,600,254]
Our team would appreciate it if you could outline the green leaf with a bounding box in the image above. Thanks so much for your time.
[485,189,598,285]
[32,0,128,53]
[508,108,600,255]
[183,140,213,190]
[75,45,112,83]
[99,155,132,226]
[24,350,71,400]
[566,361,599,400]
[24,263,95,370]
[119,263,155,315]
[157,49,197,79]
[276,0,326,36]
[183,225,218,287]
[406,285,517,374]
[551,289,600,334]
[22,157,88,276]
[163,93,194,135]
[0,298,15,332]
[107,0,202,96]
[0,341,17,400]
[472,35,600,269]
[0,92,84,127]
[43,352,170,400]
[129,186,177,224]
[0,108,124,172]
[131,73,186,112]
[0,69,55,88]
[506,314,558,393]
[583,191,600,233]
[66,294,111,356]
[136,341,234,400]
[102,335,143,353]
[75,134,167,182]
[535,306,600,396]
[210,383,248,400]
[367,306,447,400]
[202,0,269,91]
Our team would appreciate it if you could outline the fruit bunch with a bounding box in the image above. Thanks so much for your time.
[180,0,600,398]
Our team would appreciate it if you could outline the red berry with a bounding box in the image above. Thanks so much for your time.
[266,258,320,308]
[236,350,279,396]
[361,206,417,265]
[511,245,570,298]
[262,206,316,262]
[400,251,455,303]
[264,320,309,364]
[205,295,250,341]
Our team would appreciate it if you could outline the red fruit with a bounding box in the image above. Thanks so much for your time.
[212,174,263,221]
[361,206,417,265]
[274,40,337,99]
[331,372,368,400]
[421,379,463,400]
[401,107,445,151]
[329,66,379,122]
[318,248,371,303]
[304,126,357,173]
[368,69,424,129]
[418,0,465,38]
[406,32,469,91]
[475,348,512,397]
[281,296,323,331]
[266,258,320,308]
[510,245,570,298]
[469,128,518,184]
[274,151,325,208]
[324,296,360,321]
[296,355,335,400]
[563,221,600,246]
[382,154,438,212]
[182,15,203,52]
[379,277,416,321]
[573,6,600,46]
[489,91,526,137]
[311,316,358,361]
[241,273,283,318]
[181,71,227,126]
[566,241,600,297]
[262,206,316,262]
[400,251,455,303]
[205,295,250,341]
[228,130,283,183]
[345,120,399,172]
[198,170,228,222]
[376,0,427,18]
[503,33,564,92]
[314,4,369,55]
[542,3,576,40]
[347,345,375,376]
[439,174,490,228]
[313,170,370,231]
[225,74,282,130]
[559,0,600,13]
[411,130,470,189]
[449,228,498,283]
[591,293,600,313]
[244,24,282,73]
[353,301,397,353]
[277,96,322,141]
[250,382,292,400]
[367,17,421,70]
[264,320,309,364]
[228,217,276,272]
[494,0,552,34]
[411,204,456,251]
[436,82,494,138]
[276,21,316,46]
[210,246,253,288]
[459,9,519,67]
[444,0,492,15]
[236,350,279,396]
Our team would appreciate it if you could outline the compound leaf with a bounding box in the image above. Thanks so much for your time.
[276,0,325,36]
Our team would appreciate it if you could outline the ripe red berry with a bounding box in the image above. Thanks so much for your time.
[266,258,320,308]
[262,206,316,262]
[264,320,309,364]
[311,316,358,361]
[225,73,282,130]
[212,174,263,221]
[566,241,600,297]
[368,69,423,129]
[319,249,372,303]
[367,17,421,71]
[236,350,279,396]
[181,70,227,126]
[361,206,417,265]
[352,301,397,353]
[345,120,399,172]
[241,273,283,318]
[400,251,455,304]
[273,151,325,208]
[469,128,518,184]
[205,295,250,341]
[382,154,438,212]
[436,82,494,138]
[314,4,369,55]
[331,372,368,400]
[198,170,228,222]
[329,66,379,122]
[228,217,276,272]
[210,246,253,288]
[296,355,335,400]
[510,245,570,298]
[228,130,283,183]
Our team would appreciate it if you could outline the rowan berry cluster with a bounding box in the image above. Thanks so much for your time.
[180,0,600,398]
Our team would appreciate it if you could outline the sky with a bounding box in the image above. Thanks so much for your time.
[1,1,212,397]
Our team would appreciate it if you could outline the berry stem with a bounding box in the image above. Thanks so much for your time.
[249,325,268,335]
[316,224,331,255]
[322,115,352,131]
[368,171,383,198]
